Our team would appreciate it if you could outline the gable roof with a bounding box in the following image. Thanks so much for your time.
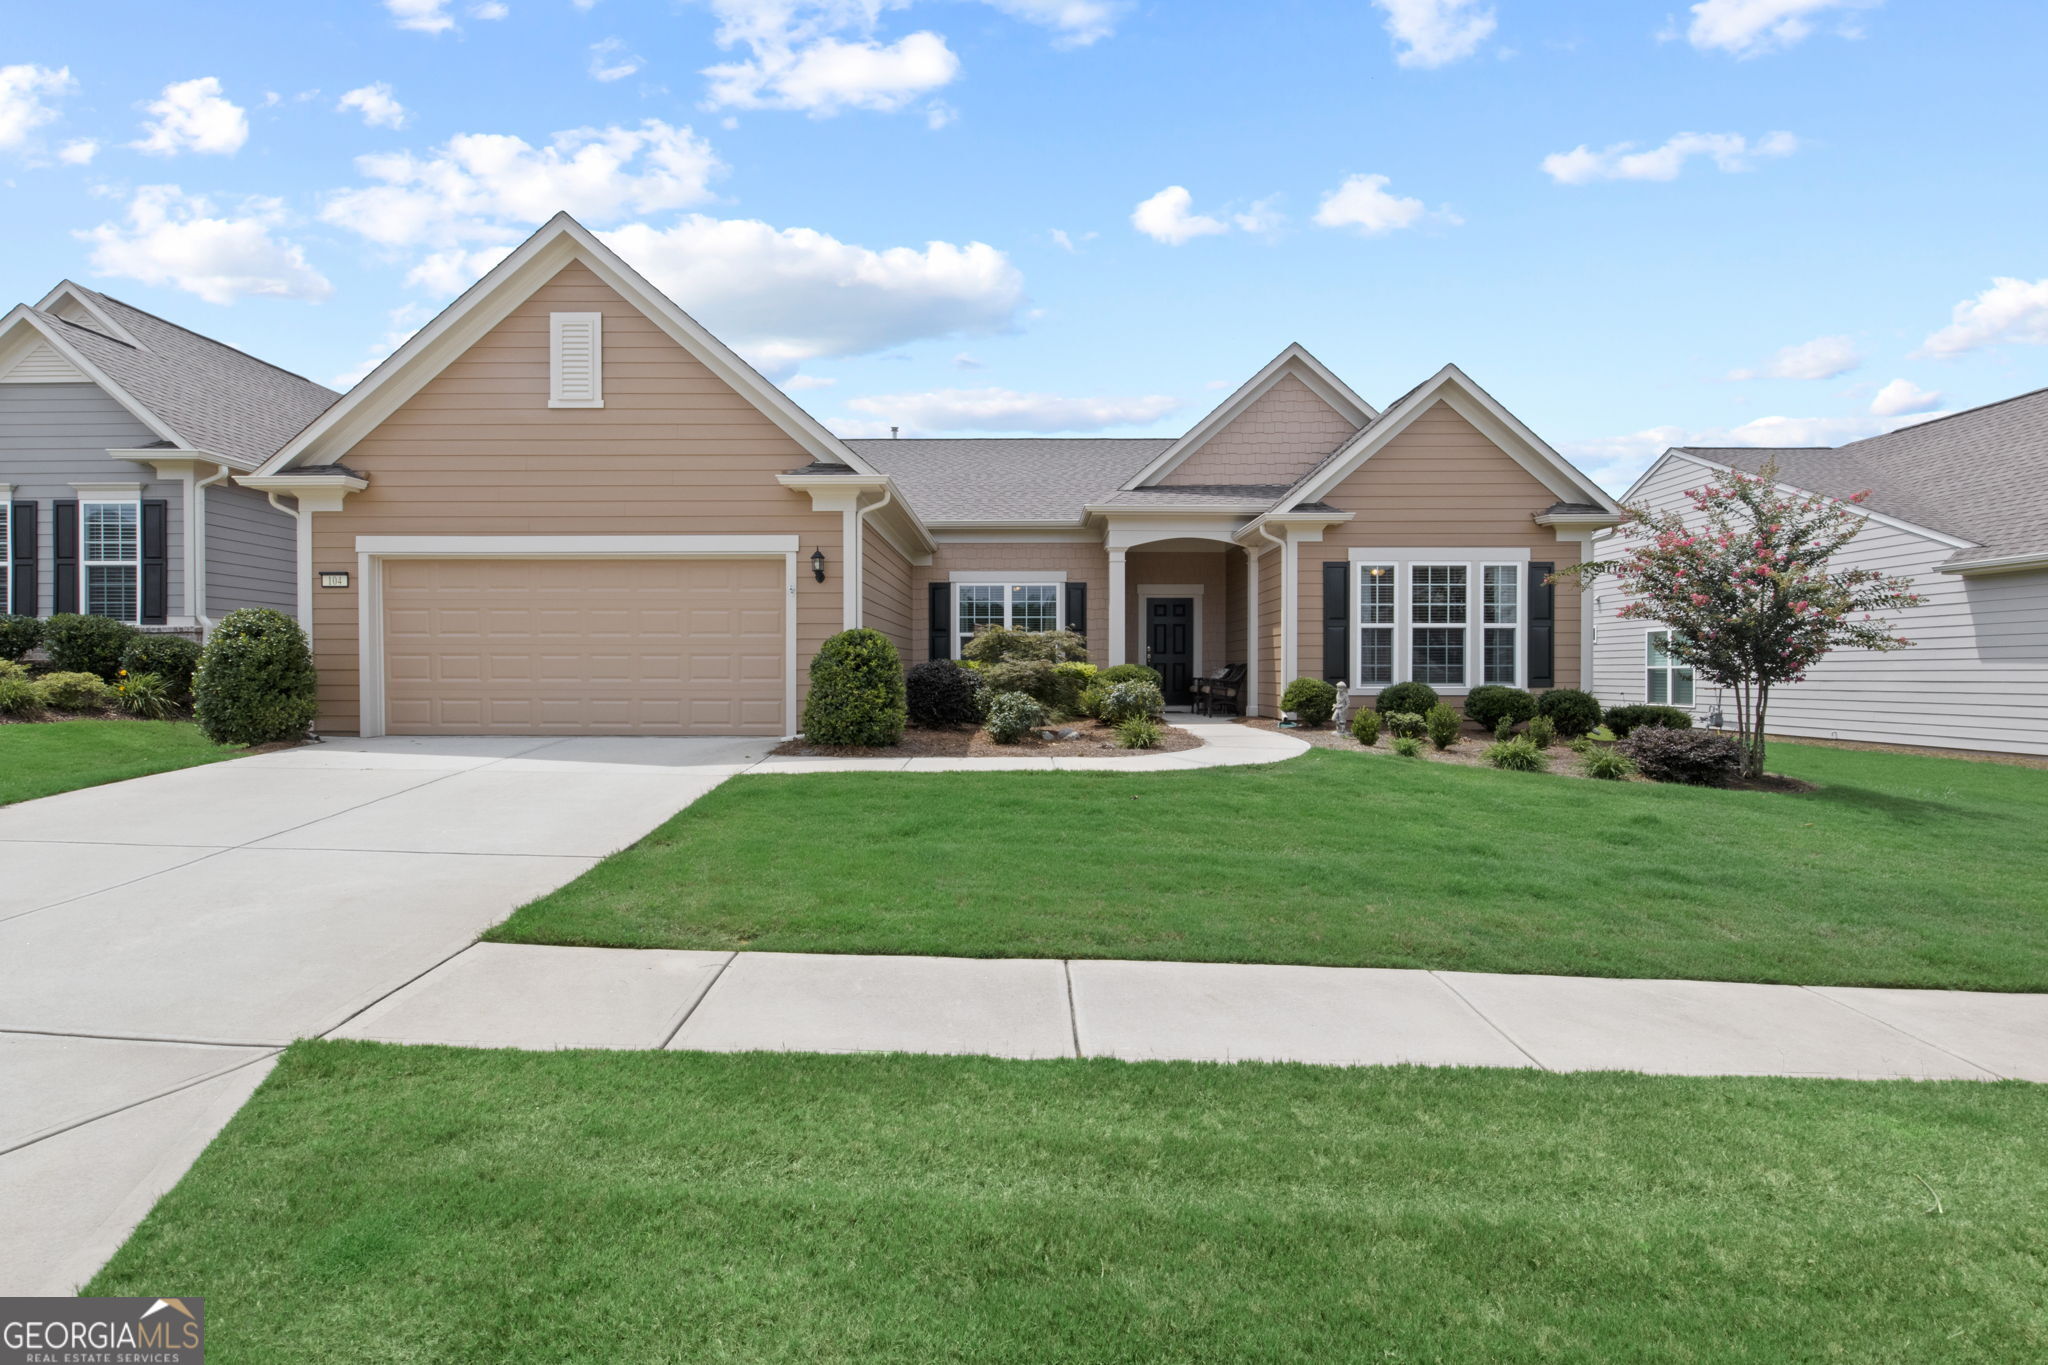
[1120,343,1376,490]
[847,437,1170,523]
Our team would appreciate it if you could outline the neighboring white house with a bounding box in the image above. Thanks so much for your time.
[1592,386,2048,758]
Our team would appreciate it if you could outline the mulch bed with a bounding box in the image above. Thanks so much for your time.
[773,719,1205,759]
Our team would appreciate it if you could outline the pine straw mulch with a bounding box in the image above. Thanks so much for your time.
[773,718,1205,759]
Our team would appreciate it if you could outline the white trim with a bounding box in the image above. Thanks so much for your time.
[35,282,146,349]
[0,338,89,383]
[1345,553,1530,695]
[1107,548,1127,666]
[1646,450,1979,551]
[79,494,142,625]
[1346,545,1529,564]
[1120,343,1376,490]
[948,569,1068,583]
[1245,546,1263,715]
[1137,590,1204,679]
[931,529,1099,544]
[0,307,187,451]
[547,312,604,408]
[1939,552,2048,576]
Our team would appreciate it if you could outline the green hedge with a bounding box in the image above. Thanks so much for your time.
[802,629,907,747]
[42,613,138,681]
[122,634,203,700]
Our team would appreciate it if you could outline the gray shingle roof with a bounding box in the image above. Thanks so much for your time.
[844,437,1173,522]
[1681,385,2048,561]
[1091,484,1297,509]
[43,287,338,470]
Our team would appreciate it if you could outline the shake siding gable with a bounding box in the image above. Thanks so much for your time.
[307,261,839,733]
[1160,375,1358,486]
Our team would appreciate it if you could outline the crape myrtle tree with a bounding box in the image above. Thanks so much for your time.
[1561,461,1922,779]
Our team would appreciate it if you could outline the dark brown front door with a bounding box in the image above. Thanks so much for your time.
[1146,597,1195,705]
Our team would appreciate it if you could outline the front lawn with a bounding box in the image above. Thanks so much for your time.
[91,1043,2048,1362]
[489,741,2048,992]
[0,719,241,805]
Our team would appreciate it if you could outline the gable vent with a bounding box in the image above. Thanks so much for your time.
[549,312,604,409]
[0,340,89,384]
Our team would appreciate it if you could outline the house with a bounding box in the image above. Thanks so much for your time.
[1593,390,2048,757]
[0,284,336,635]
[246,213,1625,738]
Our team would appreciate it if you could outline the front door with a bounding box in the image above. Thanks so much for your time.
[1146,597,1195,706]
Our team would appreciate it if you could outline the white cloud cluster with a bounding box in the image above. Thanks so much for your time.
[1919,277,2048,357]
[58,138,98,165]
[1564,407,1944,493]
[338,82,408,129]
[1869,378,1941,417]
[1130,186,1228,245]
[131,77,249,156]
[842,385,1178,434]
[978,0,1126,48]
[78,185,332,305]
[1542,130,1797,184]
[1135,176,1450,245]
[1682,0,1880,58]
[589,38,645,82]
[1372,0,1496,69]
[0,64,74,152]
[1727,334,1860,381]
[386,0,506,32]
[1313,173,1452,235]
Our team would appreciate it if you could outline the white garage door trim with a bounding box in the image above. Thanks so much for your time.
[355,534,800,738]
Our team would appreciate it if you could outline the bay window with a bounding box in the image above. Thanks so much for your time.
[956,581,1061,653]
[83,499,141,623]
[1646,629,1694,706]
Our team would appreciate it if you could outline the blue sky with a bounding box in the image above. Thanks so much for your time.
[5,0,2047,490]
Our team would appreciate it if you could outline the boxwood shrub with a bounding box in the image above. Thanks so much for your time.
[121,634,203,700]
[1373,680,1439,717]
[1381,710,1428,740]
[1462,684,1536,732]
[1617,727,1742,786]
[1097,663,1163,688]
[801,628,906,747]
[194,608,320,746]
[0,614,41,662]
[37,671,115,711]
[1425,703,1462,749]
[1534,687,1603,738]
[0,673,46,717]
[1350,708,1382,746]
[1281,676,1338,727]
[42,613,138,681]
[1603,704,1694,739]
[977,659,1060,709]
[904,659,985,729]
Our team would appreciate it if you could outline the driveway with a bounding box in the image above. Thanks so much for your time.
[0,733,774,1295]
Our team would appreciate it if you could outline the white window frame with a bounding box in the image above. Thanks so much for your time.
[952,578,1065,655]
[81,496,142,624]
[1355,562,1396,687]
[1407,561,1471,690]
[1348,548,1529,693]
[1645,628,1695,707]
[1479,561,1522,688]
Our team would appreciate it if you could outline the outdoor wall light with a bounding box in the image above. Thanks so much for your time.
[319,571,350,589]
[811,549,827,583]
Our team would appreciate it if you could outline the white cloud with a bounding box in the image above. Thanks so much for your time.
[58,138,98,165]
[705,30,959,115]
[0,64,75,152]
[403,245,516,294]
[470,0,509,16]
[320,120,724,248]
[1869,378,1942,417]
[1048,227,1096,253]
[588,38,644,81]
[842,385,1178,434]
[1373,0,1496,68]
[1683,0,1880,58]
[598,215,1026,372]
[783,373,836,390]
[1542,130,1797,184]
[1131,185,1228,245]
[1312,173,1454,235]
[333,302,436,387]
[387,0,457,32]
[131,77,248,156]
[1564,408,1945,493]
[1919,276,2048,357]
[952,351,983,369]
[978,0,1127,47]
[77,185,332,305]
[338,83,408,129]
[1727,334,1860,381]
[1231,195,1287,236]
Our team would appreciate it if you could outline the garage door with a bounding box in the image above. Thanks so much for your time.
[382,558,787,735]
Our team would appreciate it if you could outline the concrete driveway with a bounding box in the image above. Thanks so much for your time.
[0,732,774,1295]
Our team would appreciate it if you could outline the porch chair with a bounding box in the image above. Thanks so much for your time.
[1193,662,1248,716]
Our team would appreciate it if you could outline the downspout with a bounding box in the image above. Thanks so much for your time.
[1256,521,1292,707]
[190,463,231,633]
[852,485,896,631]
[265,491,312,632]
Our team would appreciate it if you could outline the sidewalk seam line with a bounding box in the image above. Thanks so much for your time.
[1062,960,1082,1059]
[0,1047,282,1159]
[0,1026,280,1048]
[1428,972,1551,1071]
[314,939,486,1041]
[1795,985,2005,1079]
[660,951,740,1048]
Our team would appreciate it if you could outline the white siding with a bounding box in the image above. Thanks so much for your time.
[1592,453,2048,756]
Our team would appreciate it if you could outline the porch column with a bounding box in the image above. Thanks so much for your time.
[1107,548,1127,666]
[1245,546,1263,715]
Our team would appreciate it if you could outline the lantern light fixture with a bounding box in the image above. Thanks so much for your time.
[810,549,827,583]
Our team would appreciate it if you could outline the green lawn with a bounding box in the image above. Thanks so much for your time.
[90,1042,2048,1363]
[488,742,2048,992]
[0,719,241,805]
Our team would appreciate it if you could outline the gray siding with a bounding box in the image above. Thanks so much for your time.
[205,481,297,617]
[0,382,183,618]
[1593,452,2048,757]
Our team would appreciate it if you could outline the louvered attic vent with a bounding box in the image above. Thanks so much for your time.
[549,312,603,408]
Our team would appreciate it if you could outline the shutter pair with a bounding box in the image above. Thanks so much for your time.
[9,502,34,615]
[45,500,169,623]
[925,582,1089,660]
[1317,559,1557,687]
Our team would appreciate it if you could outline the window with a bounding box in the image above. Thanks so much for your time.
[1410,564,1467,686]
[1481,563,1519,686]
[1356,564,1395,686]
[0,498,9,616]
[956,581,1062,653]
[82,500,140,623]
[1646,629,1694,706]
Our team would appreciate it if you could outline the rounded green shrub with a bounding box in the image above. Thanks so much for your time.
[904,659,985,729]
[1374,680,1439,717]
[1484,737,1549,772]
[1049,661,1097,717]
[1281,677,1338,728]
[801,628,907,747]
[42,613,138,681]
[1462,684,1536,732]
[1075,684,1108,720]
[1534,688,1603,738]
[0,613,41,662]
[984,690,1050,744]
[978,659,1060,708]
[1097,663,1163,688]
[1526,715,1556,749]
[1425,703,1462,749]
[1390,735,1425,758]
[1382,710,1428,740]
[194,607,319,746]
[1099,679,1164,725]
[1114,715,1163,749]
[37,671,114,711]
[1582,748,1636,781]
[1603,704,1695,740]
[122,634,203,700]
[1617,727,1741,786]
[0,673,45,718]
[115,670,179,720]
[1350,709,1382,746]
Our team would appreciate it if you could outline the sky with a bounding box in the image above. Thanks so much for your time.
[5,0,2047,492]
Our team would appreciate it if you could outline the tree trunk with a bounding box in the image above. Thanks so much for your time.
[1748,684,1770,779]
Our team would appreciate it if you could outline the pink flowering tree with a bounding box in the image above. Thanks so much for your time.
[1561,461,1922,778]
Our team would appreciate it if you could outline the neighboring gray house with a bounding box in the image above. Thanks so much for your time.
[0,283,337,635]
[1593,387,2048,757]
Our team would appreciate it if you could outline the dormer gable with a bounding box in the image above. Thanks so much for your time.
[1123,343,1375,490]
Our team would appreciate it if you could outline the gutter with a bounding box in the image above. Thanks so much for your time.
[1937,551,2048,576]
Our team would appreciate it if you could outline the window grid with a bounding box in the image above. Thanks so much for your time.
[1412,627,1466,686]
[1356,564,1396,686]
[1410,565,1468,686]
[1481,564,1519,686]
[83,501,140,624]
[1645,629,1695,706]
[956,581,1062,653]
[1352,557,1526,694]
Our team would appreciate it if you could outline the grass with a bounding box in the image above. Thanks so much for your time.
[89,1042,2048,1363]
[0,719,241,805]
[488,742,2048,992]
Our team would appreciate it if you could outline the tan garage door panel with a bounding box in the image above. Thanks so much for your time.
[383,558,786,735]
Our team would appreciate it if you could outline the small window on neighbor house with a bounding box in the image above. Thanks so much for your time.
[549,312,603,408]
[82,500,140,623]
[1646,629,1694,706]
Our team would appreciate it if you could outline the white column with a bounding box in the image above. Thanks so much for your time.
[1274,529,1299,686]
[1571,533,1598,692]
[1245,546,1263,716]
[1107,548,1127,666]
[842,499,861,630]
[295,506,315,630]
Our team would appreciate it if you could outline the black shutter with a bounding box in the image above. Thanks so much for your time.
[51,500,78,614]
[1064,582,1087,638]
[927,581,951,660]
[9,502,35,616]
[1321,560,1350,685]
[1527,561,1555,689]
[140,499,169,625]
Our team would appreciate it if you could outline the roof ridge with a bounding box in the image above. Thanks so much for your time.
[77,286,336,394]
[1833,383,2048,449]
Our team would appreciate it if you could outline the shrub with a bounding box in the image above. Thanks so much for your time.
[1534,687,1603,738]
[1382,710,1428,740]
[115,670,179,720]
[1350,709,1382,746]
[1462,684,1536,732]
[984,690,1050,744]
[1526,714,1556,749]
[0,658,24,680]
[1390,735,1425,758]
[1051,661,1098,717]
[801,629,907,747]
[0,674,44,718]
[1618,727,1742,786]
[1425,703,1461,749]
[978,659,1060,709]
[904,659,985,729]
[1114,716,1163,749]
[1075,684,1108,720]
[0,613,41,662]
[194,607,320,746]
[1603,704,1695,740]
[1374,681,1440,717]
[1583,748,1636,781]
[42,613,138,681]
[121,634,202,699]
[1099,679,1165,725]
[1281,677,1338,727]
[1098,663,1163,688]
[1484,737,1549,772]
[1493,715,1515,742]
[961,626,1088,666]
[1566,734,1593,756]
[37,671,114,710]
